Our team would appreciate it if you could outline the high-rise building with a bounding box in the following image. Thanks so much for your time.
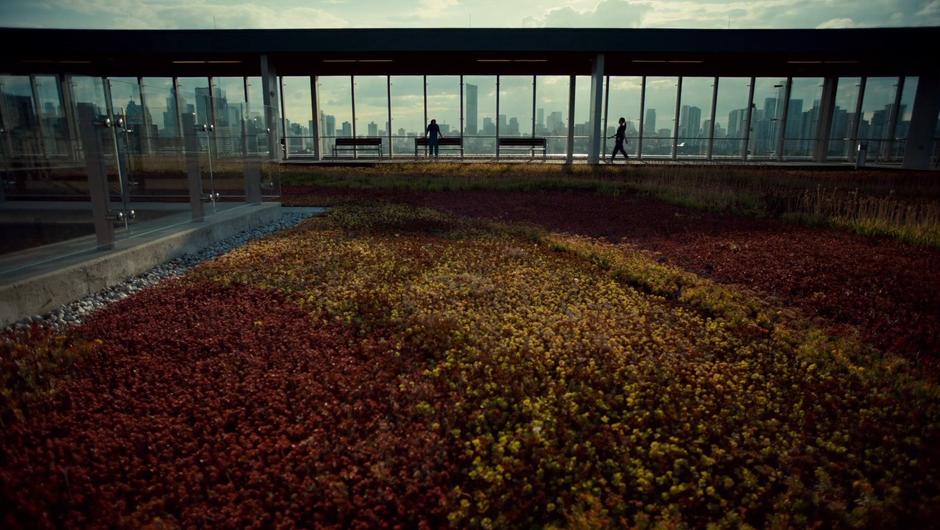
[508,117,520,136]
[644,108,657,135]
[321,112,336,138]
[465,83,478,135]
[340,121,352,137]
[368,121,378,136]
[482,117,495,135]
[679,105,702,139]
[727,108,747,139]
[547,111,563,133]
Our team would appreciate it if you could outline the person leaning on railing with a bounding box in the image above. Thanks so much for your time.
[425,119,442,158]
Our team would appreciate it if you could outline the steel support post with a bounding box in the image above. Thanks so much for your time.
[814,77,838,162]
[742,77,755,159]
[902,77,940,169]
[707,76,718,160]
[181,112,205,222]
[775,78,792,161]
[77,105,114,250]
[566,75,576,164]
[588,54,605,164]
[260,55,282,162]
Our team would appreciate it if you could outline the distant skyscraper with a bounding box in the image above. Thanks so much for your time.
[482,117,495,135]
[368,121,378,136]
[547,111,563,133]
[498,114,508,133]
[644,108,657,135]
[340,121,352,137]
[679,105,702,138]
[465,83,478,135]
[728,108,747,139]
[508,117,520,136]
[321,113,336,138]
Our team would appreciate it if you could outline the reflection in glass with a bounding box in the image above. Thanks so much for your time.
[354,76,389,155]
[573,75,596,156]
[389,76,423,156]
[281,76,313,156]
[34,75,67,156]
[828,77,861,159]
[858,77,898,161]
[426,76,460,140]
[536,76,569,156]
[605,76,642,157]
[677,77,713,158]
[463,75,496,156]
[244,76,268,156]
[108,77,145,172]
[712,77,750,158]
[0,75,41,159]
[213,77,246,157]
[137,78,185,196]
[893,77,919,160]
[747,78,787,159]
[499,76,533,138]
[642,76,678,157]
[783,78,823,159]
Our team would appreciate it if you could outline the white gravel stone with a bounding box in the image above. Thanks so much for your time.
[4,211,315,332]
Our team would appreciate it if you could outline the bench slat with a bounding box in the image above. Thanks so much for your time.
[498,137,547,147]
[415,137,462,146]
[335,137,382,146]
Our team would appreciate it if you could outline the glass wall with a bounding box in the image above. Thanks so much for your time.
[677,77,714,158]
[642,76,678,157]
[536,76,569,155]
[499,76,533,139]
[0,75,40,159]
[389,76,423,156]
[783,77,823,159]
[857,76,898,161]
[747,77,787,158]
[605,76,643,158]
[34,76,68,157]
[213,77,246,157]
[828,77,862,160]
[573,76,596,156]
[463,75,496,156]
[317,76,353,157]
[244,76,268,157]
[353,76,389,155]
[426,76,460,143]
[712,77,751,158]
[281,76,314,156]
[893,76,919,160]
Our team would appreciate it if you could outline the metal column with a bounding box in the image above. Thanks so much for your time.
[310,76,322,160]
[814,77,838,163]
[602,75,610,159]
[495,75,500,159]
[902,76,940,169]
[460,75,465,158]
[742,77,755,159]
[883,76,905,161]
[531,75,537,139]
[58,74,81,161]
[588,54,605,164]
[386,76,393,157]
[672,76,682,160]
[638,76,646,159]
[350,75,357,158]
[775,78,792,161]
[706,76,718,160]
[77,105,115,250]
[849,77,867,160]
[566,75,575,164]
[181,112,205,221]
[260,54,282,162]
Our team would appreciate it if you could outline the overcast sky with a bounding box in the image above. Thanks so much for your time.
[0,0,938,30]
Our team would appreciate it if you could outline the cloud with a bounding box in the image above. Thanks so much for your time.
[522,0,940,29]
[412,0,461,20]
[815,17,857,28]
[21,0,350,29]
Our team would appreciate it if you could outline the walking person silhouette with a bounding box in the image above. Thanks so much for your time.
[425,119,442,158]
[609,117,628,162]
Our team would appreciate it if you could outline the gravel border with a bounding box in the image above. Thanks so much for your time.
[6,210,317,331]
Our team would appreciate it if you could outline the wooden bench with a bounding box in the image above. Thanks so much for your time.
[332,137,383,158]
[414,137,463,157]
[497,137,547,158]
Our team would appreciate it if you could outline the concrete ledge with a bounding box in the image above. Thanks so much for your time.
[0,203,287,326]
